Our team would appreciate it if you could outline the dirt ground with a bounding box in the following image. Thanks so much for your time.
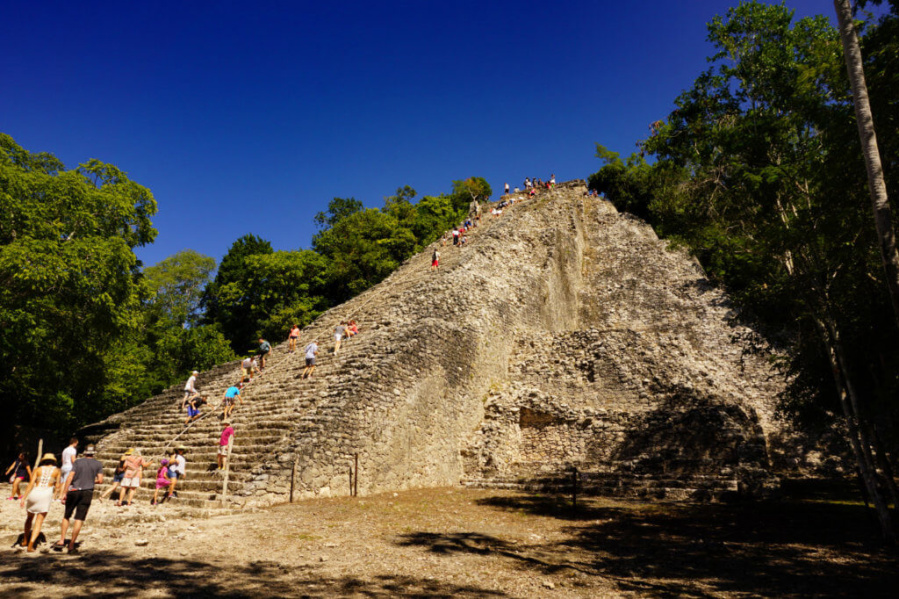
[1,484,898,598]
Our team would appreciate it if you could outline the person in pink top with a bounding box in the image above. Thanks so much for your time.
[118,450,152,507]
[288,324,301,353]
[218,421,235,470]
[151,459,173,505]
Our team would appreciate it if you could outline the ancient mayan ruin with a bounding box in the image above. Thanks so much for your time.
[82,180,788,509]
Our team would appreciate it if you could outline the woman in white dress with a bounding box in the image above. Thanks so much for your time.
[19,453,60,552]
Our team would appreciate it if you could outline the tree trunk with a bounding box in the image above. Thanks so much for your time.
[872,425,899,514]
[834,0,899,327]
[816,315,896,543]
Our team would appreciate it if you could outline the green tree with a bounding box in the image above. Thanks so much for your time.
[450,177,492,212]
[0,133,157,436]
[144,249,216,327]
[122,250,236,405]
[594,2,899,540]
[241,250,330,340]
[201,234,273,352]
[313,208,417,302]
[314,197,364,229]
[587,145,666,221]
[383,186,418,229]
[412,194,461,244]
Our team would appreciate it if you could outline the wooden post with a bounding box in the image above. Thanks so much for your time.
[33,439,43,470]
[290,457,298,503]
[571,467,578,509]
[221,435,234,505]
[354,453,359,497]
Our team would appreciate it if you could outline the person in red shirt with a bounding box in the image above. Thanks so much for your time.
[218,422,235,470]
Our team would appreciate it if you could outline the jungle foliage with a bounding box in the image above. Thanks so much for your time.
[589,1,899,538]
[207,182,485,351]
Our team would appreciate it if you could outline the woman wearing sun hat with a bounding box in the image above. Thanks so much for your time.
[19,453,61,552]
[118,449,152,507]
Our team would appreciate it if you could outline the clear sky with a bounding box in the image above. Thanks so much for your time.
[1,0,848,268]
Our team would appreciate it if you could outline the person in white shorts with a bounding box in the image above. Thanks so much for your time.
[118,449,152,507]
[334,322,346,355]
[182,371,199,407]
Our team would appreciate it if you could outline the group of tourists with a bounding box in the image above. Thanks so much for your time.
[523,174,556,192]
[333,321,358,356]
[8,429,223,554]
[12,443,102,554]
[5,238,374,556]
[433,185,548,271]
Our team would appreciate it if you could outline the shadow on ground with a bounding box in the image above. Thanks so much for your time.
[0,550,506,598]
[396,491,899,598]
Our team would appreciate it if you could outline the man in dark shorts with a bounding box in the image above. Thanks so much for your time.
[258,338,272,370]
[302,340,318,379]
[57,445,103,554]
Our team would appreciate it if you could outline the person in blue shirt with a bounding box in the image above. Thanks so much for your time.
[258,338,272,370]
[221,383,243,419]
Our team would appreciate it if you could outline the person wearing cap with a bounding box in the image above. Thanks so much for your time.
[168,445,187,499]
[57,445,103,554]
[100,448,133,501]
[182,371,200,408]
[218,421,235,470]
[19,453,60,552]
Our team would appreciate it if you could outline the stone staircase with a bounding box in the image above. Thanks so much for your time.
[82,194,513,511]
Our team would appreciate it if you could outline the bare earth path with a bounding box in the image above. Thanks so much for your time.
[2,487,897,598]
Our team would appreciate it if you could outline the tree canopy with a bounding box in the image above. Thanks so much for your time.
[144,249,216,327]
[589,0,899,540]
[0,133,158,434]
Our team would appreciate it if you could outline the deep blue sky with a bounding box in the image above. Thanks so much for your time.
[1,1,848,268]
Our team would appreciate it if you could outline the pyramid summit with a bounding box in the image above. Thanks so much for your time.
[83,180,787,507]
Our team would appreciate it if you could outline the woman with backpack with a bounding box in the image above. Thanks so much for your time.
[100,448,133,502]
[5,452,32,500]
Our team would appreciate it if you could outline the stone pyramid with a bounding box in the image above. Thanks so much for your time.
[83,180,785,509]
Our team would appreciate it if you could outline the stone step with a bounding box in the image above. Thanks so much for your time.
[460,472,743,501]
[95,486,236,508]
[96,440,288,457]
[107,424,292,440]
